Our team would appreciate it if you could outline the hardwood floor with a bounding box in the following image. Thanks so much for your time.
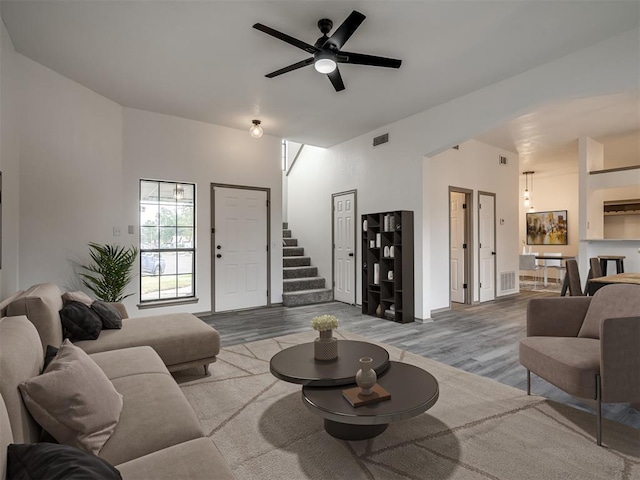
[200,291,639,430]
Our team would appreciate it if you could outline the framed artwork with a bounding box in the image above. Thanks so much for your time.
[526,210,567,245]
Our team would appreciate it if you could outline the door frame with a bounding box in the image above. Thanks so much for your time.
[331,189,357,305]
[210,183,271,313]
[449,186,473,306]
[477,191,496,302]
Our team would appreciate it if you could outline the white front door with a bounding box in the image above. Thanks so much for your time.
[333,191,356,304]
[479,192,496,302]
[450,191,466,303]
[213,186,268,312]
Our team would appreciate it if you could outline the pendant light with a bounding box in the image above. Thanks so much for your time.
[523,171,534,209]
[249,119,263,138]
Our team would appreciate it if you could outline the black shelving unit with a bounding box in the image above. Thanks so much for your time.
[361,210,414,323]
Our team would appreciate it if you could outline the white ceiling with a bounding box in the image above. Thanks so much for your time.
[1,1,639,148]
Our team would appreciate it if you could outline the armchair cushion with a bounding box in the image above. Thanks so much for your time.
[519,337,600,399]
[578,284,640,339]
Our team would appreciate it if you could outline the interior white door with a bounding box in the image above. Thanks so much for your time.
[479,193,496,302]
[213,186,268,312]
[333,192,355,304]
[450,191,466,303]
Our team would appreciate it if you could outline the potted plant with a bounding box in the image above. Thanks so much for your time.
[79,242,138,302]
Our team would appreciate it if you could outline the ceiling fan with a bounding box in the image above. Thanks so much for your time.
[253,10,402,92]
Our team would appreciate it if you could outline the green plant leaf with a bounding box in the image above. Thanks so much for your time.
[79,242,138,302]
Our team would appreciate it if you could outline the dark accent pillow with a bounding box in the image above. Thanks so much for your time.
[91,301,123,330]
[7,443,122,480]
[42,345,59,372]
[59,302,102,341]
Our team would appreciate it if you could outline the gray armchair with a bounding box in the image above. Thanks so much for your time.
[519,284,640,445]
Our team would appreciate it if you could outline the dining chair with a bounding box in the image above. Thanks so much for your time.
[564,259,584,296]
[519,254,541,288]
[545,252,564,285]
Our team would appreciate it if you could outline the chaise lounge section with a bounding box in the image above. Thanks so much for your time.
[0,315,235,479]
[4,282,219,373]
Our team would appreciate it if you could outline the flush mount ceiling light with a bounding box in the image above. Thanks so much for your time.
[314,51,337,74]
[249,119,263,138]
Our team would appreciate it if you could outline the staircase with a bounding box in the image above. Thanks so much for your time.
[282,222,333,307]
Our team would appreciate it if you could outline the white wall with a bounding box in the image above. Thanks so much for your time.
[7,50,282,314]
[0,20,21,296]
[16,54,125,295]
[427,140,519,309]
[288,27,639,320]
[122,108,282,314]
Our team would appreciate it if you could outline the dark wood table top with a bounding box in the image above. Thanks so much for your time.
[302,361,439,426]
[270,340,390,387]
[534,255,575,260]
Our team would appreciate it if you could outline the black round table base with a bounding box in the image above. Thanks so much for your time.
[324,419,388,441]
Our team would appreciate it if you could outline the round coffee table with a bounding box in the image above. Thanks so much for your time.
[302,361,439,440]
[270,340,390,387]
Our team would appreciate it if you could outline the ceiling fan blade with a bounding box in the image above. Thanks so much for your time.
[324,11,366,50]
[327,67,345,92]
[265,57,314,78]
[339,51,402,69]
[253,23,318,54]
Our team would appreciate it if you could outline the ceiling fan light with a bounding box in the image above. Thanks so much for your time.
[314,56,337,74]
[249,119,263,139]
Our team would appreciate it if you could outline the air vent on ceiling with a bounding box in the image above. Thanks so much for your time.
[373,133,389,147]
[452,145,459,150]
[499,156,508,165]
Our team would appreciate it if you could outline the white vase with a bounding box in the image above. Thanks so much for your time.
[314,330,338,361]
[356,357,377,396]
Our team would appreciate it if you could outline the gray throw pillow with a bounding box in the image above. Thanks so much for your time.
[59,302,102,341]
[91,302,123,330]
[18,339,124,455]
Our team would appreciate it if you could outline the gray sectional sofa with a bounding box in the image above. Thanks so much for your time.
[4,282,220,373]
[0,315,236,479]
[0,283,235,478]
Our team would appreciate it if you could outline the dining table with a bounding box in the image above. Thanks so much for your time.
[587,272,640,296]
[534,255,575,287]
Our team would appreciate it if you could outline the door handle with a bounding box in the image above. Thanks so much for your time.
[491,251,496,255]
[348,253,354,257]
[217,245,222,250]
[216,254,222,258]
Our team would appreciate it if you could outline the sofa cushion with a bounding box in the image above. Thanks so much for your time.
[519,336,600,399]
[19,339,123,455]
[6,283,65,352]
[0,290,24,316]
[90,346,168,381]
[578,284,640,339]
[98,371,204,465]
[1,394,13,480]
[7,443,122,480]
[91,301,123,330]
[75,313,220,369]
[62,290,94,307]
[0,317,44,444]
[60,302,103,341]
[116,438,236,480]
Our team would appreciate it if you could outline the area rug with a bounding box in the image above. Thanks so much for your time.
[175,330,639,480]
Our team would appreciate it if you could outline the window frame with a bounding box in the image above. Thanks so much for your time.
[138,179,196,304]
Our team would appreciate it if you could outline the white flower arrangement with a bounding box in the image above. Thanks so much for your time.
[311,314,339,332]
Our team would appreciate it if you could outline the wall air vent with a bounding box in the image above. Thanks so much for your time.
[373,133,389,147]
[499,156,508,165]
[500,271,516,292]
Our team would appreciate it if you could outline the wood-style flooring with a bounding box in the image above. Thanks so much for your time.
[200,290,639,430]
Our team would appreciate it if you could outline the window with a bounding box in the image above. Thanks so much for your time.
[139,180,195,302]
